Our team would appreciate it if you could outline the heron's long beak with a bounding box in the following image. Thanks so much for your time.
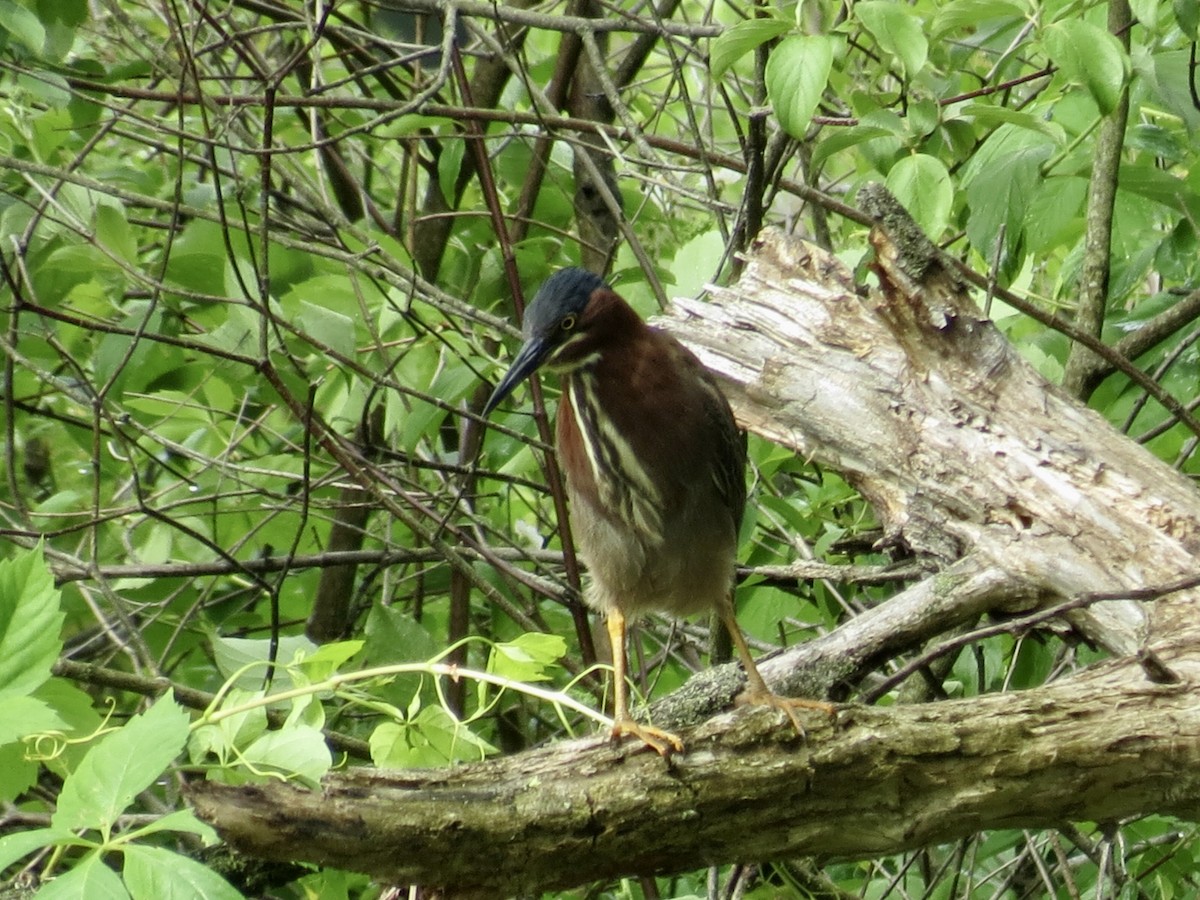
[482,335,552,417]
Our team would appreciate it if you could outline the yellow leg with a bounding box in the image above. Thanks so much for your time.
[716,592,836,733]
[605,609,684,756]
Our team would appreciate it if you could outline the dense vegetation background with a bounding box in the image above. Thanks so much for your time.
[1,0,1199,897]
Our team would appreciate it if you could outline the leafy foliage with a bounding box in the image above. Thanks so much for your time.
[0,0,1198,897]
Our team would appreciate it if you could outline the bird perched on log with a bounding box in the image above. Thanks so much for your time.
[483,267,831,754]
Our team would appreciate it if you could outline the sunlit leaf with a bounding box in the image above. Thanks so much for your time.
[856,1,928,78]
[298,300,356,359]
[765,35,834,139]
[931,0,1026,39]
[0,545,62,699]
[710,17,792,78]
[0,827,75,871]
[487,632,567,682]
[34,852,130,900]
[0,695,63,744]
[885,154,953,240]
[1042,19,1129,115]
[53,693,190,833]
[123,844,243,900]
[240,725,331,785]
[370,706,496,769]
[210,633,317,690]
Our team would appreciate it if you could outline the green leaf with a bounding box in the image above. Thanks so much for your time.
[298,300,355,359]
[855,1,928,79]
[907,97,940,138]
[35,852,130,900]
[33,243,117,306]
[33,678,102,750]
[437,138,465,205]
[188,688,269,766]
[124,389,212,425]
[210,633,316,690]
[1175,0,1200,38]
[94,203,138,265]
[487,632,567,683]
[1024,175,1088,253]
[961,125,1054,282]
[670,229,725,299]
[370,721,426,768]
[0,826,75,871]
[295,639,364,681]
[1007,636,1055,690]
[931,0,1026,40]
[1144,50,1200,134]
[123,844,244,900]
[1129,0,1161,30]
[1119,164,1195,213]
[163,220,227,297]
[363,602,440,665]
[240,725,331,785]
[958,103,1066,143]
[765,35,835,139]
[811,124,896,168]
[1128,123,1188,163]
[0,0,46,56]
[53,693,191,833]
[0,544,63,699]
[194,304,257,361]
[232,724,331,787]
[1042,20,1128,115]
[378,114,455,139]
[0,740,37,803]
[398,395,445,451]
[32,0,86,61]
[740,586,816,639]
[0,695,64,744]
[370,707,496,769]
[885,154,953,240]
[710,17,792,78]
[35,0,88,29]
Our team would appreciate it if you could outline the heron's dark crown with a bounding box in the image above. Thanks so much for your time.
[522,267,606,341]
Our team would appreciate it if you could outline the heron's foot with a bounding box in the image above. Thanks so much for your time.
[610,715,684,757]
[737,689,836,738]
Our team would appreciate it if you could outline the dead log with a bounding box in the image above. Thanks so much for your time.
[189,657,1200,898]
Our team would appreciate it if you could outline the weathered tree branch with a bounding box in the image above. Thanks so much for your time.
[189,654,1200,898]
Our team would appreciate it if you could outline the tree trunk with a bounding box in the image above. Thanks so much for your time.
[190,187,1200,896]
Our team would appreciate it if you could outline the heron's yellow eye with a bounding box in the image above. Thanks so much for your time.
[560,314,577,331]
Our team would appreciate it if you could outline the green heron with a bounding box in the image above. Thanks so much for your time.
[484,268,830,754]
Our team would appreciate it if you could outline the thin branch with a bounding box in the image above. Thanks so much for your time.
[862,572,1200,703]
[1061,0,1132,399]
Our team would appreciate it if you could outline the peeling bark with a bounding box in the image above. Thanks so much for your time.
[674,213,1200,653]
